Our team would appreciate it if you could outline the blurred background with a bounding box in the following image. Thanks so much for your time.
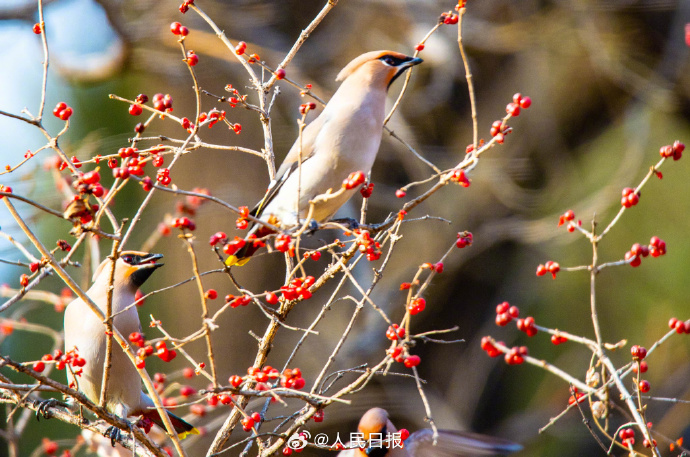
[1,0,690,456]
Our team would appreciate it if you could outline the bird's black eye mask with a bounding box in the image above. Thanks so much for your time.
[380,55,422,88]
[379,55,412,67]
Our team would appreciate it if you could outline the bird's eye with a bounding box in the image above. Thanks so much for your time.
[382,56,396,66]
[121,255,135,265]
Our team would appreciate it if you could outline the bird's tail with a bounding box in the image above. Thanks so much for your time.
[225,226,274,267]
[142,409,199,439]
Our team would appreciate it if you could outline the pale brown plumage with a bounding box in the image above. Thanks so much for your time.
[64,251,197,438]
[337,408,521,457]
[227,51,423,266]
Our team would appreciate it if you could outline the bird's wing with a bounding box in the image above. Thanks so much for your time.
[251,113,326,218]
[406,429,522,457]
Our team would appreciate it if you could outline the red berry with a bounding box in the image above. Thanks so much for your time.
[403,355,421,367]
[19,274,30,287]
[638,380,650,393]
[235,41,247,55]
[395,189,406,198]
[33,361,45,372]
[58,107,73,121]
[414,43,425,51]
[506,103,520,117]
[275,68,286,79]
[129,104,143,116]
[631,344,647,360]
[170,22,182,35]
[33,23,42,34]
[205,289,218,300]
[186,50,198,66]
[519,96,531,109]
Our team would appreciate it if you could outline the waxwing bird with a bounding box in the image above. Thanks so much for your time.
[226,50,423,266]
[63,251,197,441]
[337,408,521,457]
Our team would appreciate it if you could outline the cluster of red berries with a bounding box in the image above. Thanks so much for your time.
[551,334,567,345]
[275,233,293,254]
[170,21,189,36]
[156,341,177,364]
[220,236,245,255]
[489,121,511,144]
[153,93,174,113]
[355,230,382,261]
[517,317,537,337]
[659,140,684,161]
[449,168,470,187]
[619,428,635,446]
[235,206,249,230]
[386,323,406,340]
[53,102,73,121]
[343,171,366,190]
[504,345,528,365]
[506,93,531,117]
[440,11,459,24]
[631,344,649,374]
[480,337,503,358]
[33,348,86,374]
[625,237,666,267]
[494,301,519,326]
[73,170,105,198]
[156,167,171,186]
[303,250,322,261]
[407,297,426,315]
[171,216,196,231]
[279,276,314,301]
[241,412,262,431]
[557,210,581,232]
[224,293,251,308]
[360,181,374,198]
[536,261,560,278]
[388,346,421,368]
[178,0,193,13]
[631,344,647,361]
[299,102,316,115]
[621,187,640,208]
[280,367,306,389]
[668,317,690,334]
[456,231,473,248]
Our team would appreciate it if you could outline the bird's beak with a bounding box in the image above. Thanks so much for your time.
[130,253,163,287]
[137,253,164,269]
[402,56,423,69]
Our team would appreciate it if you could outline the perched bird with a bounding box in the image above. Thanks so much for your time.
[227,50,423,266]
[63,251,197,441]
[337,408,521,457]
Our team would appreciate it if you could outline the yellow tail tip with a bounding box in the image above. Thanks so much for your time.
[225,255,250,267]
[178,427,200,439]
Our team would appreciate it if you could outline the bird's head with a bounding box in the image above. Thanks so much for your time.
[358,408,398,457]
[336,51,423,90]
[92,251,164,290]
